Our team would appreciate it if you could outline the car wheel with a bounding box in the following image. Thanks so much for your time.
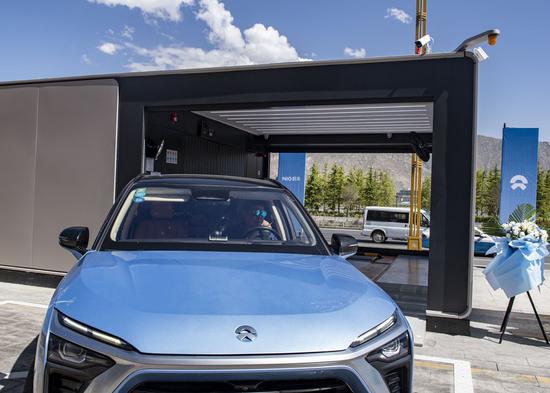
[371,230,386,243]
[23,358,34,393]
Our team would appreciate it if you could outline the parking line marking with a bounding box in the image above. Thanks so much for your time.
[415,354,474,393]
[0,300,48,309]
[415,359,453,370]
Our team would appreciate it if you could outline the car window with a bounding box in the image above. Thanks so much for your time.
[106,185,317,250]
[367,210,408,223]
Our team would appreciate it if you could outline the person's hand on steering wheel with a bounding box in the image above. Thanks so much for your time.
[244,226,281,241]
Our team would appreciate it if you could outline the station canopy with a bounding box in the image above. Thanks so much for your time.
[194,102,433,137]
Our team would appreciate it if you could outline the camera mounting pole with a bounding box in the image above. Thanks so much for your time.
[454,29,500,52]
[407,0,428,251]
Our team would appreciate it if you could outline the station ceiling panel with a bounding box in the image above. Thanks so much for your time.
[194,102,433,136]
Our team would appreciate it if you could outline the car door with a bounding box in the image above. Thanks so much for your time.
[396,212,409,240]
[379,211,395,239]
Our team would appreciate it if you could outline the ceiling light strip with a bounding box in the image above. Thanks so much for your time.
[241,120,431,126]
[255,125,432,130]
[236,115,430,122]
[211,104,429,114]
[221,109,428,119]
[262,129,431,135]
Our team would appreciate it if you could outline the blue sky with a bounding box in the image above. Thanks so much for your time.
[1,0,549,141]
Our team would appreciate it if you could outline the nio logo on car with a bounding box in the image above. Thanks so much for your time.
[235,325,257,342]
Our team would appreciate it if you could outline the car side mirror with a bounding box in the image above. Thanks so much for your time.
[59,227,89,259]
[331,234,358,259]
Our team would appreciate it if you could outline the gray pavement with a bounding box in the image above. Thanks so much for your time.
[0,282,53,392]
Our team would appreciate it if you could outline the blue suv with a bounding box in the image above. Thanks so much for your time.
[28,174,412,393]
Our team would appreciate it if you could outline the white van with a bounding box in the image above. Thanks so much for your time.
[362,206,430,243]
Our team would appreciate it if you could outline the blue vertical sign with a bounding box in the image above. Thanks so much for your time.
[278,153,307,203]
[499,127,539,223]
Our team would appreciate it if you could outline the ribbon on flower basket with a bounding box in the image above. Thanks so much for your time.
[484,235,548,298]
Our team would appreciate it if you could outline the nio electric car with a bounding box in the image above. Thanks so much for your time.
[28,174,413,393]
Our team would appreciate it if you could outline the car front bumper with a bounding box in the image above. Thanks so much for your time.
[34,308,413,393]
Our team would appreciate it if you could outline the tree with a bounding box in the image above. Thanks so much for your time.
[377,171,395,206]
[346,168,366,210]
[485,166,501,218]
[319,164,330,212]
[363,168,378,206]
[537,169,550,229]
[421,176,431,211]
[326,164,345,212]
[476,169,488,217]
[305,163,323,212]
[342,183,360,215]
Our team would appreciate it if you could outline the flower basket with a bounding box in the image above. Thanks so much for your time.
[483,235,548,298]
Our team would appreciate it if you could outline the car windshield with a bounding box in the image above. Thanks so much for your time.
[105,185,318,251]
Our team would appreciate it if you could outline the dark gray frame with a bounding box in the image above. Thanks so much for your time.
[0,53,479,333]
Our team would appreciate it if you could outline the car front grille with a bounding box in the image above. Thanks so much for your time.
[130,379,353,393]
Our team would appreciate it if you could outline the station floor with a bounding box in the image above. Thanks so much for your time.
[1,258,549,392]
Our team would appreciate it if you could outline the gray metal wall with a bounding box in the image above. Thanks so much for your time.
[0,80,118,272]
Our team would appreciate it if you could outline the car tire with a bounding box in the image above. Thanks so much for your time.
[23,358,34,393]
[371,230,386,243]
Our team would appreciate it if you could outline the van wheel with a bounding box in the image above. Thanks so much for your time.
[372,230,386,243]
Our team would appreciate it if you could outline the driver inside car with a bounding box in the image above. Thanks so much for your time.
[227,202,279,240]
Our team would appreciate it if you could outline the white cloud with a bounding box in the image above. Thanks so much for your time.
[125,0,307,71]
[196,0,244,50]
[122,25,135,40]
[88,0,194,22]
[385,7,412,24]
[81,54,92,64]
[98,42,122,55]
[344,47,366,59]
[159,31,175,40]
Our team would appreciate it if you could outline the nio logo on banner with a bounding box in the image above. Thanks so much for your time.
[510,175,528,191]
[235,325,257,342]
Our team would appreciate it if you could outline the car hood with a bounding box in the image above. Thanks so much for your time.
[53,251,396,355]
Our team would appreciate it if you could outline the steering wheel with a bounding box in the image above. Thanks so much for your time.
[244,227,282,240]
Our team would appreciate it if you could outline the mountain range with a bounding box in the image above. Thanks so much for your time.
[271,135,550,191]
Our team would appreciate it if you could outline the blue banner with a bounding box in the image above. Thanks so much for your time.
[499,127,539,223]
[278,153,307,203]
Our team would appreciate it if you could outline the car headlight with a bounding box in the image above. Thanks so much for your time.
[58,311,135,351]
[366,332,410,362]
[48,334,114,371]
[47,334,115,391]
[350,311,397,348]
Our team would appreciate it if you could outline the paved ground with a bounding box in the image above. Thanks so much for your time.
[0,283,53,392]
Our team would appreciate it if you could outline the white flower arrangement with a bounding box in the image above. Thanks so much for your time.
[501,220,548,243]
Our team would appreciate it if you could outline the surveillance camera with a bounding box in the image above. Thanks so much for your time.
[410,132,431,162]
[473,46,489,62]
[415,34,432,48]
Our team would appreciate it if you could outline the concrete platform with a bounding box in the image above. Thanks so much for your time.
[377,255,428,287]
